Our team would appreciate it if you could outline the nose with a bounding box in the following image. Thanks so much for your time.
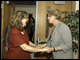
[48,17,49,20]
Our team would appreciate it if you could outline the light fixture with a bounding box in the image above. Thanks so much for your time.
[54,1,66,5]
[6,1,12,6]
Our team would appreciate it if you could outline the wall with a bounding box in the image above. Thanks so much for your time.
[72,1,79,12]
[15,5,36,20]
[76,1,79,10]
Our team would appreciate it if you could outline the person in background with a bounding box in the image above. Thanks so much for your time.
[5,10,53,59]
[27,17,35,43]
[4,25,11,53]
[38,9,73,59]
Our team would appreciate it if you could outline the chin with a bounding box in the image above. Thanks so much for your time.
[49,22,51,24]
[23,25,26,27]
[24,25,26,27]
[24,24,26,26]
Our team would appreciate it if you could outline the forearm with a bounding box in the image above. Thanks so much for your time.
[26,45,45,52]
[48,47,62,52]
[54,46,62,51]
[29,41,36,47]
[43,43,46,47]
[4,26,10,47]
[4,36,9,47]
[20,43,45,52]
[41,43,46,48]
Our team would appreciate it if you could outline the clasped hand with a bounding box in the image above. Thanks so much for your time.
[36,44,54,53]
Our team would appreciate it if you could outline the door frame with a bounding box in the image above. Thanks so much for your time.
[33,1,38,59]
[34,1,38,45]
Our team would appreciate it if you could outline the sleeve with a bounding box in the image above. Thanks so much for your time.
[10,33,26,47]
[4,26,11,47]
[59,24,72,53]
[46,33,51,47]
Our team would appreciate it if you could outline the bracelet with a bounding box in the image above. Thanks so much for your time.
[53,47,58,52]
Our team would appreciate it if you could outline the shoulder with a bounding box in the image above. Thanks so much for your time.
[59,22,70,33]
[9,27,21,34]
[6,25,10,29]
[59,22,69,29]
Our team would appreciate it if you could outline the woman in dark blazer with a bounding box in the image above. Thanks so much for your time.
[38,9,73,59]
[27,17,35,43]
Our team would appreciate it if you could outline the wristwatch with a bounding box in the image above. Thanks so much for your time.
[54,47,58,52]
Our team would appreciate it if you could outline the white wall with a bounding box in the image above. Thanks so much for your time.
[76,1,79,10]
[15,5,36,20]
[72,1,79,12]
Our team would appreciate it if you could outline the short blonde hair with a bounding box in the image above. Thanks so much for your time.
[10,10,29,30]
[47,9,61,20]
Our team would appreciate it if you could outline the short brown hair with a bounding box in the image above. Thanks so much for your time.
[10,10,29,30]
[47,9,61,20]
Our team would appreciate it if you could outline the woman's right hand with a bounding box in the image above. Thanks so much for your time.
[42,47,52,53]
[37,43,46,48]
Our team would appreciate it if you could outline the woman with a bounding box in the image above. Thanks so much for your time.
[5,10,52,59]
[27,17,35,43]
[38,9,73,59]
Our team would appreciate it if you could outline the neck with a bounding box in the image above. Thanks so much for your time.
[53,20,59,27]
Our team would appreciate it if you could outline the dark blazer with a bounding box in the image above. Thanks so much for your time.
[46,21,73,59]
[27,22,35,35]
[4,25,11,47]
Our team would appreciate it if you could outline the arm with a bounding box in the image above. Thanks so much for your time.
[4,26,11,52]
[53,47,62,51]
[19,43,50,53]
[59,25,72,53]
[4,26,10,47]
[29,41,36,47]
[29,41,43,48]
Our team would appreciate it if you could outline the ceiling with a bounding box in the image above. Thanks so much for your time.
[13,1,36,5]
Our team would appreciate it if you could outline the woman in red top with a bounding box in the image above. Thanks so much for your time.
[5,10,53,59]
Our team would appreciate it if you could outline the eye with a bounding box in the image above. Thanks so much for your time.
[48,15,52,17]
[49,16,52,17]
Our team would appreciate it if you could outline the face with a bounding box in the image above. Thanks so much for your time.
[48,14,56,24]
[22,18,28,27]
[30,18,33,23]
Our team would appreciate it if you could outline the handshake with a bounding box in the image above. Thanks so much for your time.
[35,44,54,53]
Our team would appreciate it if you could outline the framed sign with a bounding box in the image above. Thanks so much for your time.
[54,1,66,4]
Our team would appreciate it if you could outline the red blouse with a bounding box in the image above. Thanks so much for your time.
[50,29,54,38]
[5,26,31,59]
